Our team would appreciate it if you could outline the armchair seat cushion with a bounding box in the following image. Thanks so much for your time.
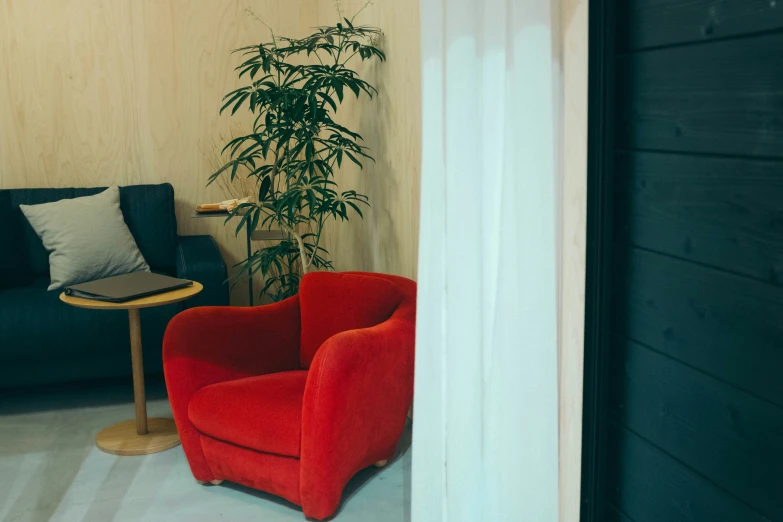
[188,370,308,458]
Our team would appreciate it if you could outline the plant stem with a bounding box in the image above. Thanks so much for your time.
[286,227,310,274]
[351,0,374,23]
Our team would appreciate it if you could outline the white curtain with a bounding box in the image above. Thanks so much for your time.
[411,0,561,520]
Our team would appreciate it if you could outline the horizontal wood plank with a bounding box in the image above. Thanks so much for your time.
[606,504,635,522]
[607,4,783,521]
[606,424,772,522]
[618,0,783,51]
[613,151,783,283]
[611,247,783,406]
[610,337,783,519]
[616,34,783,157]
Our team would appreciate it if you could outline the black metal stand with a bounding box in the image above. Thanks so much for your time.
[191,212,255,306]
[246,224,254,306]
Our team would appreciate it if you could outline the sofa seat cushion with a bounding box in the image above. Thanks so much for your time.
[0,277,180,386]
[299,272,404,368]
[189,370,308,458]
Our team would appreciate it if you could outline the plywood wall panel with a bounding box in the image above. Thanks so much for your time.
[0,0,418,304]
[0,0,140,189]
[0,0,326,304]
[315,0,422,280]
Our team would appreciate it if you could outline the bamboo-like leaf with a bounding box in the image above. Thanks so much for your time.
[346,200,363,218]
[229,159,240,181]
[234,210,251,237]
[318,91,337,112]
[250,208,261,235]
[259,175,272,201]
[343,150,363,169]
[220,91,245,114]
[231,92,251,115]
[207,160,235,186]
[346,80,360,98]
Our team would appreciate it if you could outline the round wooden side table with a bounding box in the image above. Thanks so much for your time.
[59,282,203,456]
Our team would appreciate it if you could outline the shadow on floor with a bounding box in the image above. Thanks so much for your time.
[0,414,95,522]
[222,420,414,522]
[337,420,413,517]
[0,374,169,415]
[0,378,413,522]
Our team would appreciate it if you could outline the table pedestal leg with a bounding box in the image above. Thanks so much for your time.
[94,308,181,456]
[129,308,148,435]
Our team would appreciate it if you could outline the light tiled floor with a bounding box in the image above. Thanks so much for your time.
[0,379,411,522]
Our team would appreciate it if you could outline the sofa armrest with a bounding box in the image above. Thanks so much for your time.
[163,298,302,480]
[176,235,229,308]
[300,317,415,519]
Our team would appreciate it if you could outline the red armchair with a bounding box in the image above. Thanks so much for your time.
[163,271,416,520]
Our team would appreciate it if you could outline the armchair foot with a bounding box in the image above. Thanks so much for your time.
[196,479,224,486]
[374,460,388,468]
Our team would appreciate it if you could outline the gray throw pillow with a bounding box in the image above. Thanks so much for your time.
[20,186,150,291]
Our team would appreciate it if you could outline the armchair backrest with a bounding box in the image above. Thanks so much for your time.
[298,271,415,369]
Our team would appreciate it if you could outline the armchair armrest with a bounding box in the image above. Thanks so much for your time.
[163,298,301,480]
[300,317,415,519]
[176,235,229,308]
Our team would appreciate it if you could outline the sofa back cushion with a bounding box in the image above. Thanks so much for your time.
[0,191,33,289]
[299,272,404,369]
[9,184,178,276]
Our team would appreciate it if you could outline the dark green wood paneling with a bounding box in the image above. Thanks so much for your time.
[606,424,772,522]
[618,0,783,51]
[616,34,783,157]
[606,504,634,522]
[609,337,783,519]
[585,2,783,521]
[606,504,635,522]
[613,151,783,283]
[612,247,783,406]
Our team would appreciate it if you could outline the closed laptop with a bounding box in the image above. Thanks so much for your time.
[64,271,193,303]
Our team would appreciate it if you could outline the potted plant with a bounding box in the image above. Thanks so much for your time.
[209,7,384,302]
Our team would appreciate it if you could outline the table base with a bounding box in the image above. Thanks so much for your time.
[96,418,181,456]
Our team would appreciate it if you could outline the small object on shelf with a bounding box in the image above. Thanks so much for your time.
[195,197,249,214]
[195,205,228,214]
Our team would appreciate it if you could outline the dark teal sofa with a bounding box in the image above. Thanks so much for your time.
[0,183,229,388]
